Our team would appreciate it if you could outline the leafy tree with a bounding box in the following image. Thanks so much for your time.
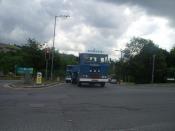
[20,38,45,70]
[168,47,175,67]
[0,38,77,78]
[0,50,23,74]
[124,37,154,59]
[116,37,169,83]
[166,47,175,79]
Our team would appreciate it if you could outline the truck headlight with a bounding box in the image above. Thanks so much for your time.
[102,76,107,79]
[82,74,88,78]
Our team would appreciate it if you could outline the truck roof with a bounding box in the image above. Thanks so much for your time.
[79,52,108,55]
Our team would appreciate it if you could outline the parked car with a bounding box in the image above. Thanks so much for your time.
[110,78,117,84]
[108,74,118,84]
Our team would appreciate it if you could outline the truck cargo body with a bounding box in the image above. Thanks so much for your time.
[76,52,109,87]
[78,63,108,83]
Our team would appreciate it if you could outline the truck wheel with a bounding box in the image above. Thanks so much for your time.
[72,79,76,84]
[71,80,74,84]
[100,82,105,87]
[77,82,81,87]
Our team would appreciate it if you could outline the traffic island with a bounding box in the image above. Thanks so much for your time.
[8,81,60,88]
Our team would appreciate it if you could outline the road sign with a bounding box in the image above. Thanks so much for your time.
[16,67,33,74]
[36,72,42,84]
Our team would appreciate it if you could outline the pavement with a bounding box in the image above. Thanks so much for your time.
[0,81,175,131]
[0,80,60,88]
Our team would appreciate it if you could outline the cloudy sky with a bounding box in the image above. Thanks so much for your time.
[0,0,175,58]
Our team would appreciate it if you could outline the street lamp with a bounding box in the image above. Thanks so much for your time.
[44,42,49,80]
[114,49,124,83]
[50,15,70,80]
[151,54,156,83]
[115,49,124,61]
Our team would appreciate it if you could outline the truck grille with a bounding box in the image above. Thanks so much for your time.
[90,73,100,78]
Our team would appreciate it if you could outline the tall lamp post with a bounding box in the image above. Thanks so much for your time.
[115,49,124,61]
[151,55,156,83]
[115,49,124,83]
[44,42,49,80]
[50,15,70,80]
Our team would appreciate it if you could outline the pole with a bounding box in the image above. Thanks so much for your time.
[120,50,123,61]
[14,65,17,76]
[45,42,48,80]
[151,55,156,83]
[50,15,70,80]
[115,49,124,83]
[120,50,123,81]
[50,16,57,80]
[45,59,48,80]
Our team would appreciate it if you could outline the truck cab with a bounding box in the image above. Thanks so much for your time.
[70,65,79,84]
[77,52,109,87]
[65,65,73,83]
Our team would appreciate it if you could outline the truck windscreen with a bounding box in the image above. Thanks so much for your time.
[82,54,108,63]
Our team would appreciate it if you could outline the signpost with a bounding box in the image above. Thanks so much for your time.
[16,67,33,84]
[36,72,42,84]
[45,47,50,80]
[16,67,33,74]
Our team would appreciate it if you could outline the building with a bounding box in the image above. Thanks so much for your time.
[0,43,19,53]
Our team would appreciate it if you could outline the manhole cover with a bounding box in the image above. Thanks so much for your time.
[29,103,45,108]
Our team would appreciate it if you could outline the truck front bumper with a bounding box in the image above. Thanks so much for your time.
[65,78,71,81]
[79,78,108,83]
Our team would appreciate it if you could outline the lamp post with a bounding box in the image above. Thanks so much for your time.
[115,49,124,61]
[115,49,124,83]
[151,55,156,83]
[50,15,70,80]
[44,42,49,80]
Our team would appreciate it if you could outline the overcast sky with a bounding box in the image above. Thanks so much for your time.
[0,0,175,58]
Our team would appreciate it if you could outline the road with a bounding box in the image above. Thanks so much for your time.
[0,82,175,131]
[0,80,21,88]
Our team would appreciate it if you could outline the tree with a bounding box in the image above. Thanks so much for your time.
[0,52,23,74]
[116,37,169,83]
[0,38,78,78]
[166,47,175,79]
[123,37,154,59]
[168,47,175,67]
[19,38,46,74]
[139,43,168,83]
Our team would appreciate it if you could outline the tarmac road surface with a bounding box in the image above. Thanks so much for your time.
[0,82,175,131]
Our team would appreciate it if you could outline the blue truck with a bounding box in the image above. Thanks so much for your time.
[65,65,73,83]
[65,65,80,83]
[69,52,109,87]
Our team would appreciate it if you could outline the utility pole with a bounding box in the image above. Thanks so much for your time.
[45,59,48,80]
[115,49,124,83]
[151,55,156,83]
[50,15,70,80]
[120,50,123,61]
[115,49,124,61]
[45,42,49,80]
[14,65,17,76]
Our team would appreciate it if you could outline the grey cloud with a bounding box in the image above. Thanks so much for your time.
[72,1,128,29]
[0,0,174,53]
[0,0,127,47]
[0,0,57,43]
[101,0,175,25]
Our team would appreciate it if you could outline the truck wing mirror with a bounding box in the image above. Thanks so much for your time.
[76,57,79,62]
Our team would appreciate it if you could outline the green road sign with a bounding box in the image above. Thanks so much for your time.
[16,67,33,74]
